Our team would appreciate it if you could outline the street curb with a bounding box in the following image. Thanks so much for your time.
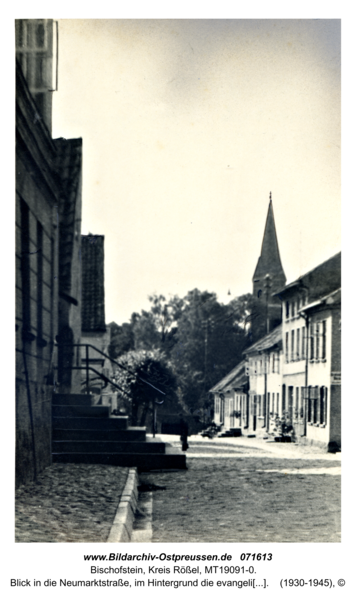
[107,468,139,543]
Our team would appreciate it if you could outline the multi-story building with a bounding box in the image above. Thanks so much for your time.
[210,195,285,434]
[15,19,83,486]
[244,325,283,436]
[275,252,341,450]
[209,189,341,451]
[211,361,248,432]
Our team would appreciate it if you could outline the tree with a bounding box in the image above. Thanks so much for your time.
[131,310,161,351]
[170,290,246,413]
[108,321,135,359]
[110,291,269,421]
[226,293,267,345]
[124,294,185,355]
[113,349,179,427]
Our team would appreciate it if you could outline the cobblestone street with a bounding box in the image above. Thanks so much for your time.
[137,436,341,544]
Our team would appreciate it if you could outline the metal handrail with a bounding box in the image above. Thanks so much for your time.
[69,365,130,397]
[55,342,165,395]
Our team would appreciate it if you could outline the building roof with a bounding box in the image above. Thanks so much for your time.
[243,323,282,356]
[224,367,248,393]
[275,252,341,302]
[81,235,106,332]
[253,198,286,284]
[209,360,247,394]
[301,287,341,314]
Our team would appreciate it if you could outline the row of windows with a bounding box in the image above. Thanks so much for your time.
[305,385,328,425]
[251,393,280,418]
[309,321,327,361]
[248,352,280,375]
[215,386,328,428]
[19,198,54,346]
[251,385,327,425]
[285,295,308,320]
[285,327,306,362]
[16,20,47,50]
[215,394,247,425]
[285,322,326,363]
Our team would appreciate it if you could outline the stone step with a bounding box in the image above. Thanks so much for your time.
[52,428,146,442]
[52,440,166,454]
[52,405,110,418]
[52,416,129,430]
[52,394,93,406]
[52,452,187,471]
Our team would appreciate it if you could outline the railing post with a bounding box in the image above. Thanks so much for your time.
[86,345,89,395]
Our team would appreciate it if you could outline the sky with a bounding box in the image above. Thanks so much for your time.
[52,19,341,325]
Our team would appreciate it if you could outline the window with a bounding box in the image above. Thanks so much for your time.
[291,330,295,360]
[272,392,275,416]
[20,199,31,337]
[215,396,220,416]
[276,392,280,416]
[314,387,319,423]
[321,321,326,359]
[275,352,280,373]
[310,324,315,360]
[287,386,294,420]
[301,387,306,419]
[285,332,289,362]
[263,394,267,420]
[285,301,289,319]
[291,301,295,318]
[302,326,306,359]
[36,22,45,48]
[296,328,300,359]
[295,387,299,419]
[36,221,43,343]
[282,385,286,413]
[307,387,312,422]
[315,322,320,360]
[320,387,325,425]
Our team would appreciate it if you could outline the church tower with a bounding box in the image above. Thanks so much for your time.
[253,194,286,332]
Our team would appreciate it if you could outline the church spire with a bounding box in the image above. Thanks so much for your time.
[253,193,286,298]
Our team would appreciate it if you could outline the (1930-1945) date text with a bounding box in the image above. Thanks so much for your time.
[281,579,333,588]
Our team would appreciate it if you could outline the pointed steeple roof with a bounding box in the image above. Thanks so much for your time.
[253,194,286,283]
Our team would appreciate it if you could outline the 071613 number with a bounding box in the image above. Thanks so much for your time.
[240,553,272,561]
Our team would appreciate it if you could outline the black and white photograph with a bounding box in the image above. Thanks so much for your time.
[8,4,353,595]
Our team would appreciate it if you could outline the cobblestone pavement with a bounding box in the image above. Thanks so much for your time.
[15,464,129,543]
[139,437,341,544]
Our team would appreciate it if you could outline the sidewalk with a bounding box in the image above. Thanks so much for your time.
[153,433,342,460]
[15,463,130,543]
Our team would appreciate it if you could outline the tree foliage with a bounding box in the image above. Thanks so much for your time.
[113,349,179,426]
[110,290,270,418]
[170,290,247,411]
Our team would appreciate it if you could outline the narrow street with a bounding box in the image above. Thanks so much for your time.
[133,436,341,544]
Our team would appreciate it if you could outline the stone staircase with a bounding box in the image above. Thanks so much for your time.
[52,394,186,471]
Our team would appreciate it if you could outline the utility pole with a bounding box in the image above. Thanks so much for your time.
[264,273,271,334]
